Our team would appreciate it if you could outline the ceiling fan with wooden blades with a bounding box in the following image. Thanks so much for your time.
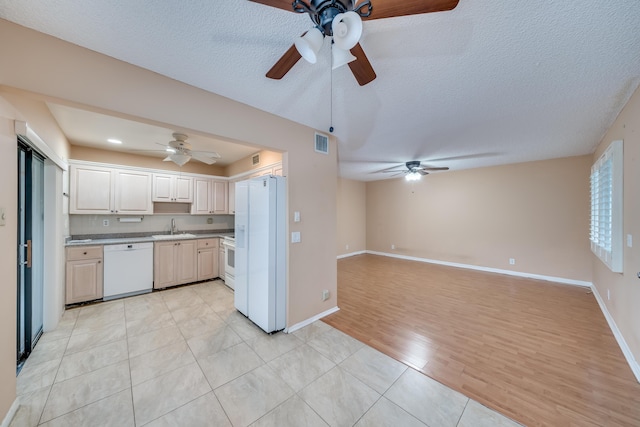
[251,0,460,86]
[380,160,449,180]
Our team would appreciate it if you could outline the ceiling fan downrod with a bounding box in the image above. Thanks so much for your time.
[292,0,372,36]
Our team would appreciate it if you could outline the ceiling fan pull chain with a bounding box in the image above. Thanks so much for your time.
[353,0,372,17]
[330,51,334,133]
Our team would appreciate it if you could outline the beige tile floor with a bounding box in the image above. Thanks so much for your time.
[11,280,522,427]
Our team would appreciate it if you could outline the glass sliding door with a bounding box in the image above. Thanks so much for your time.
[17,138,45,370]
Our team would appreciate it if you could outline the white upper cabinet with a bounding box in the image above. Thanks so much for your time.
[152,173,193,203]
[70,164,152,214]
[70,165,113,214]
[191,178,228,215]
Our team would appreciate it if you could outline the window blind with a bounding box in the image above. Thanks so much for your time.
[590,140,623,272]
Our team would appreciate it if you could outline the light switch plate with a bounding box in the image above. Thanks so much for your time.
[294,211,300,222]
[291,231,301,243]
[627,234,633,247]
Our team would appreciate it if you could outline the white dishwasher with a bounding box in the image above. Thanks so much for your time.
[103,242,154,300]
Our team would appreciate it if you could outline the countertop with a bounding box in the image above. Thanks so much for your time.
[65,230,234,247]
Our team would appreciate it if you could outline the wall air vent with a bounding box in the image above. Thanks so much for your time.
[252,153,260,166]
[315,132,329,154]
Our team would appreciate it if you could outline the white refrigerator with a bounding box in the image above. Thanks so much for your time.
[234,175,286,333]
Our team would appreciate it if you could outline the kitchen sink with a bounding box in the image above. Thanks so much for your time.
[152,233,196,240]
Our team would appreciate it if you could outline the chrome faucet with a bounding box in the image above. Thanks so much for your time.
[171,218,177,235]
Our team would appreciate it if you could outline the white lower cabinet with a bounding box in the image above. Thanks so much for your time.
[197,238,219,281]
[153,240,197,289]
[66,246,104,304]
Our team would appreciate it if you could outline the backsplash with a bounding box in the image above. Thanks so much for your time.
[69,214,234,237]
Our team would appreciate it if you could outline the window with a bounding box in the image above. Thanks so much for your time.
[590,140,623,272]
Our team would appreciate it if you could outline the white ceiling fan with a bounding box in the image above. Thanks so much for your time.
[379,160,450,181]
[157,133,221,166]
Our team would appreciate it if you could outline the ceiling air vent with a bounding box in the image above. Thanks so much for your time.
[252,153,260,166]
[315,132,329,155]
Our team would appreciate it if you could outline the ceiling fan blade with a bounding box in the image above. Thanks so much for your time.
[193,150,221,159]
[418,170,429,175]
[191,152,217,165]
[248,0,296,13]
[421,166,450,171]
[266,44,302,79]
[363,0,460,21]
[348,43,376,86]
[381,169,406,173]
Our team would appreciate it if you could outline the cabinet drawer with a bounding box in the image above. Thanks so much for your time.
[66,245,103,260]
[197,238,219,249]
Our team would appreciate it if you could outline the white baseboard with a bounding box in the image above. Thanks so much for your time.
[1,398,19,427]
[285,306,339,333]
[590,286,640,383]
[337,250,366,259]
[366,250,592,288]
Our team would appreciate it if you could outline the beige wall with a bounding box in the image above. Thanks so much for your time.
[0,88,70,162]
[591,84,640,366]
[0,114,18,422]
[0,18,337,421]
[70,145,226,176]
[225,150,282,177]
[337,178,366,256]
[366,155,593,282]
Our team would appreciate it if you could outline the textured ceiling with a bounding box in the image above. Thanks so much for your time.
[1,1,639,180]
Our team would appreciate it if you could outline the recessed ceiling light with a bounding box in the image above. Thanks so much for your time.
[107,138,122,144]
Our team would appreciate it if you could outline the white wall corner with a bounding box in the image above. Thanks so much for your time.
[590,285,640,383]
[285,306,339,333]
[0,398,19,427]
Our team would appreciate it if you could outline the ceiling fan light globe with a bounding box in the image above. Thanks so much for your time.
[169,153,191,167]
[332,11,362,51]
[332,45,357,69]
[294,27,324,64]
[405,171,421,181]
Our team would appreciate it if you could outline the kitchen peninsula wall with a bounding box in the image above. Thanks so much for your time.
[69,213,234,236]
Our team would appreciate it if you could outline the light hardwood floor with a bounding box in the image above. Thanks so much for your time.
[324,254,640,426]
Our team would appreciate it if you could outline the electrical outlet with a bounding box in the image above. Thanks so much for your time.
[509,258,515,265]
[322,289,330,301]
[627,234,633,247]
[607,289,610,300]
[294,211,301,222]
[103,219,109,227]
[391,244,395,250]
